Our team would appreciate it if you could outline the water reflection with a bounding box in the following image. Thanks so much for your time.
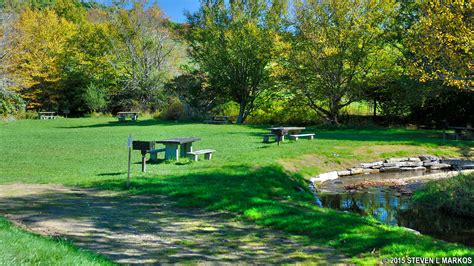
[318,188,474,247]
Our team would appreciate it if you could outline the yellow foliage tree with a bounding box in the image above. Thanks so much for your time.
[8,8,77,109]
[406,0,473,90]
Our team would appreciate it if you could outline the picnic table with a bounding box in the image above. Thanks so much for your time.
[156,137,201,161]
[268,127,306,145]
[445,126,474,140]
[38,112,56,119]
[204,115,231,124]
[117,112,139,122]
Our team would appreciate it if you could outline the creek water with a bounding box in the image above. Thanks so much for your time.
[314,170,474,247]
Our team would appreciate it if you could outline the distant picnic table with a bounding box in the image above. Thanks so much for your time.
[266,127,315,145]
[38,112,56,120]
[117,112,139,122]
[204,115,231,124]
[444,126,474,141]
[156,137,201,161]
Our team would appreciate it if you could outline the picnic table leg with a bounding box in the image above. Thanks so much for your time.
[180,143,192,158]
[149,152,158,162]
[141,154,147,173]
[165,144,179,161]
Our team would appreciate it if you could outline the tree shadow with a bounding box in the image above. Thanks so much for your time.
[56,119,204,129]
[97,172,124,176]
[308,127,473,152]
[0,181,345,264]
[1,165,471,263]
[89,165,472,258]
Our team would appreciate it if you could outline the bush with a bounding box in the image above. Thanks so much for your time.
[83,83,108,113]
[211,101,240,121]
[160,98,185,120]
[412,173,474,218]
[84,112,112,118]
[152,110,161,120]
[14,111,39,120]
[0,88,25,116]
[246,99,322,125]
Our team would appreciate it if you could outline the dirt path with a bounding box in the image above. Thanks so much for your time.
[0,184,348,264]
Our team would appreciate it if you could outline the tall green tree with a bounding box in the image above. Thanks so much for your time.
[185,0,287,124]
[289,0,398,124]
[108,1,182,111]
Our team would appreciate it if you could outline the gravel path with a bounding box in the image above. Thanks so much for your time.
[0,184,348,264]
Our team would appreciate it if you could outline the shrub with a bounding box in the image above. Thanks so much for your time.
[84,112,112,118]
[211,101,240,121]
[160,98,185,120]
[4,111,39,120]
[246,99,322,125]
[83,83,108,113]
[0,88,25,116]
[152,110,161,120]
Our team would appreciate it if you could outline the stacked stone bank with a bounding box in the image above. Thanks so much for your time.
[310,156,473,184]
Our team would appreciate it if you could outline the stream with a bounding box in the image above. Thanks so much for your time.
[314,170,474,247]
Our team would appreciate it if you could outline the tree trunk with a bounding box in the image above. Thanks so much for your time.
[327,112,339,125]
[236,101,246,124]
[373,99,377,117]
[327,99,340,125]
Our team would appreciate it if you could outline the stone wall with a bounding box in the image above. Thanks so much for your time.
[310,156,474,184]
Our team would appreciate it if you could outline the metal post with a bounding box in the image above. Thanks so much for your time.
[127,134,132,189]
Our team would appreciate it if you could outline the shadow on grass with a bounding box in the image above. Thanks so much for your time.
[0,181,346,264]
[56,119,203,129]
[91,165,473,259]
[97,172,124,176]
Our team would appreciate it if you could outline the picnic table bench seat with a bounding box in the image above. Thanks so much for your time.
[289,133,315,140]
[188,149,215,161]
[147,148,166,161]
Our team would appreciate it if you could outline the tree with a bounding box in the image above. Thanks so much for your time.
[185,0,287,124]
[166,70,223,118]
[405,0,473,90]
[83,82,107,112]
[0,8,16,91]
[108,1,182,111]
[7,8,77,109]
[289,0,398,124]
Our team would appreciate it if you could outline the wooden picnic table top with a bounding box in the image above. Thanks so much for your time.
[268,127,306,131]
[156,137,201,144]
[117,111,139,115]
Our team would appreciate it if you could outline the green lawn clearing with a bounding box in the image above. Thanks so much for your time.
[0,118,473,264]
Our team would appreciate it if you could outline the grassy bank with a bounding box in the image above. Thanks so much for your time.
[1,118,473,263]
[412,173,474,218]
[0,216,112,265]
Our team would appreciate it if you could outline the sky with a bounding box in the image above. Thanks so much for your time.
[95,0,201,22]
[156,0,200,22]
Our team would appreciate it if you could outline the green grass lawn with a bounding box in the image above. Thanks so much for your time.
[0,217,111,265]
[1,118,473,264]
[412,173,474,218]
